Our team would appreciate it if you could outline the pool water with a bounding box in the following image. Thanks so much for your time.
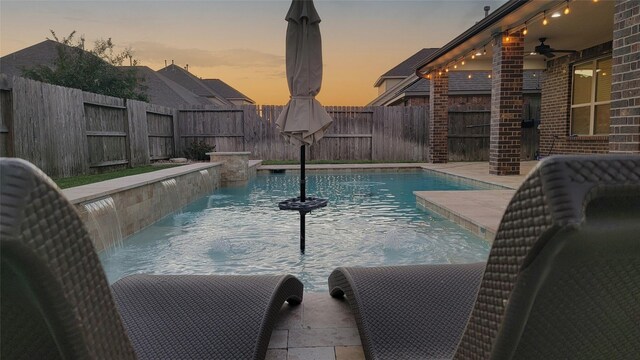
[101,171,491,291]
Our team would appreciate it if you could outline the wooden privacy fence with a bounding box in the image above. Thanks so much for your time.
[178,105,430,162]
[0,76,431,178]
[0,75,544,179]
[0,76,177,178]
[447,94,541,161]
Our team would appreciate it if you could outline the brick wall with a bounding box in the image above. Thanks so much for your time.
[407,96,429,106]
[490,31,523,175]
[610,0,640,153]
[539,42,612,155]
[429,72,449,163]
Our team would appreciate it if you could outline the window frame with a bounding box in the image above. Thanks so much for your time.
[570,56,612,136]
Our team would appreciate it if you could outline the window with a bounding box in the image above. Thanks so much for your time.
[570,57,611,135]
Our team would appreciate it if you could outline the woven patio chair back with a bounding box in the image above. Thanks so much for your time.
[1,158,137,359]
[454,155,640,359]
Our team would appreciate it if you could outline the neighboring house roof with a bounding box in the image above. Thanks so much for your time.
[130,66,213,108]
[1,39,69,77]
[202,79,254,104]
[157,64,232,106]
[373,48,439,87]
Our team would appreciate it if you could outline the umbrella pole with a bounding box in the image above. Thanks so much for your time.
[300,145,306,253]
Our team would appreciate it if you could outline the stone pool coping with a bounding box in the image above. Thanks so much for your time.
[258,163,429,172]
[63,162,222,205]
[414,161,537,242]
[415,190,515,242]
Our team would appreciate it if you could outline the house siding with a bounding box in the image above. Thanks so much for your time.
[539,42,613,156]
[610,0,640,153]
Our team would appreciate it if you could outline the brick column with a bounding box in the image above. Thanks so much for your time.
[610,0,640,153]
[490,31,524,175]
[428,71,448,163]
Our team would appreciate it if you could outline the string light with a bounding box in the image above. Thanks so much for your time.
[488,74,492,79]
[468,74,472,79]
[419,0,586,76]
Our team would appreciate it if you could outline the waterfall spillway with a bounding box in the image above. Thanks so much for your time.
[83,196,123,252]
[199,169,214,194]
[159,178,181,215]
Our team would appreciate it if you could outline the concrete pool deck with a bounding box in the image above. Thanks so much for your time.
[263,161,537,359]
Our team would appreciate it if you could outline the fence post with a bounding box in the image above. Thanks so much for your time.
[0,76,14,157]
[371,106,384,161]
[172,108,180,158]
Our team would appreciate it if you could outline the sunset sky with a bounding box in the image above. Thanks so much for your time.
[1,0,506,105]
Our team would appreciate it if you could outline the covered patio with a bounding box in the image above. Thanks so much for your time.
[415,0,639,175]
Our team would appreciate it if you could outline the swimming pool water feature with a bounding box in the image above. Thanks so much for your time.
[83,197,123,252]
[101,171,491,291]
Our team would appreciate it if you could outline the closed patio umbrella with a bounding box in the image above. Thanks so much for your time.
[277,0,331,253]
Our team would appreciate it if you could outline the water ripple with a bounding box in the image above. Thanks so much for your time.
[101,171,490,292]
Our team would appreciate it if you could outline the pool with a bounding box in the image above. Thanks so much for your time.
[100,171,491,291]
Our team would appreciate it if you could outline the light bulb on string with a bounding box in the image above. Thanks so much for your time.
[564,2,570,15]
[543,11,548,25]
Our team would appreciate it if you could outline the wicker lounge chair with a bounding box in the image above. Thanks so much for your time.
[329,155,640,359]
[0,158,303,360]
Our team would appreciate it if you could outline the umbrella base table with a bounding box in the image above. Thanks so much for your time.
[278,196,328,213]
[279,196,328,254]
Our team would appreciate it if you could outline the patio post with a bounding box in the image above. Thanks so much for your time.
[428,70,449,163]
[610,0,640,154]
[489,30,524,175]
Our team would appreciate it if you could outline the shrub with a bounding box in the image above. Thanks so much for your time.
[184,140,215,161]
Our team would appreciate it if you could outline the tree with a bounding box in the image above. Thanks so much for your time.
[22,30,148,101]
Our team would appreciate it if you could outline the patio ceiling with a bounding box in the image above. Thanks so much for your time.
[416,0,615,74]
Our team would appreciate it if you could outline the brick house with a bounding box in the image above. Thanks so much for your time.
[414,0,639,174]
[368,49,542,109]
[370,49,544,161]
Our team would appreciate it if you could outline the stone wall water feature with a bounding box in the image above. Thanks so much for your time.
[66,163,222,252]
[207,152,251,184]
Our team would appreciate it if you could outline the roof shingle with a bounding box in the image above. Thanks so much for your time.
[202,79,254,103]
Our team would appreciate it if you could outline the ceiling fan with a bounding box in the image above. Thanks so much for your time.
[533,38,577,58]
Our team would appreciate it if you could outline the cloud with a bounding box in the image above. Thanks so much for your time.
[129,41,284,69]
